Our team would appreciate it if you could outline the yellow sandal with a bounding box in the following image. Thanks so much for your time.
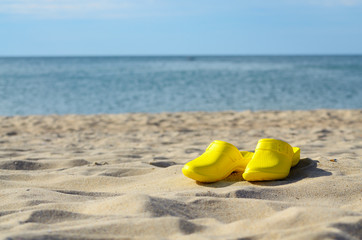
[182,140,253,182]
[242,139,300,181]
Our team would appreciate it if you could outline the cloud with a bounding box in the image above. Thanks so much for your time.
[289,0,362,6]
[0,0,361,19]
[0,0,220,19]
[0,0,157,19]
[335,0,361,5]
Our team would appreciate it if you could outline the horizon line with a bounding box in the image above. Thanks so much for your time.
[1,54,362,58]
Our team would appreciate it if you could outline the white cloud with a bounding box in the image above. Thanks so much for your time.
[0,0,361,19]
[336,0,361,5]
[288,0,362,6]
[0,0,158,19]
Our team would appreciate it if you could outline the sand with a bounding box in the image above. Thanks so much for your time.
[0,110,361,240]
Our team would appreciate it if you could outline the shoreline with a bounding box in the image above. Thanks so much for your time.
[1,108,361,118]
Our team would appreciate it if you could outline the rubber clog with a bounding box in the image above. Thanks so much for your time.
[242,139,300,181]
[182,140,253,182]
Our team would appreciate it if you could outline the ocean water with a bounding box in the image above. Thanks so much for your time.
[0,56,361,116]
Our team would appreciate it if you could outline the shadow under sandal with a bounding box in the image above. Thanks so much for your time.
[242,139,300,181]
[182,140,253,183]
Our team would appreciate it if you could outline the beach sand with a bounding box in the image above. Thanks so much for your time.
[0,110,361,240]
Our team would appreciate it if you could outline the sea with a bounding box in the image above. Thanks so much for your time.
[0,56,361,116]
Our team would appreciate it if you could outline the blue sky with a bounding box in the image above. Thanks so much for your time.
[1,0,362,56]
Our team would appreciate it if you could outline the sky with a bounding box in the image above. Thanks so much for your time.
[0,0,362,56]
